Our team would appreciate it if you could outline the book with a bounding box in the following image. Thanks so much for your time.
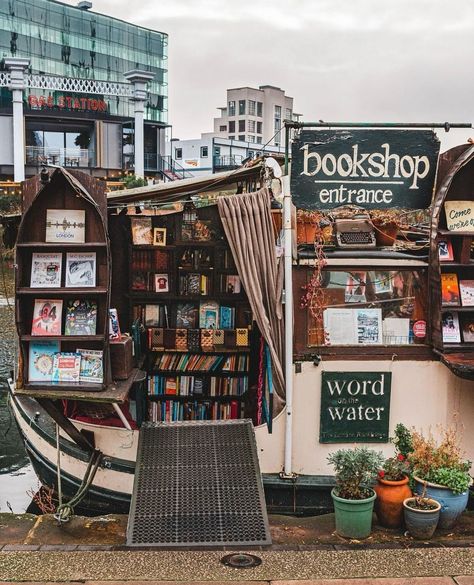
[31,299,63,336]
[438,239,454,262]
[442,311,461,343]
[64,300,97,335]
[441,273,460,306]
[77,348,103,384]
[46,209,85,243]
[145,304,168,327]
[459,280,474,306]
[30,253,62,288]
[461,316,474,342]
[176,303,198,328]
[219,306,235,329]
[131,271,148,290]
[51,352,81,383]
[109,308,121,340]
[226,275,241,294]
[154,273,169,293]
[131,217,153,245]
[199,301,219,329]
[28,340,60,382]
[65,252,96,287]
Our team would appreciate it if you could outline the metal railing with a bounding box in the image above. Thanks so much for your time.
[25,146,94,168]
[213,155,244,169]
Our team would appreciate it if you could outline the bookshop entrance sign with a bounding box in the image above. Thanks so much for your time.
[320,371,391,443]
[291,130,440,210]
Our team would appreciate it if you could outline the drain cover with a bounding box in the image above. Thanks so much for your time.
[221,553,262,568]
[127,419,271,547]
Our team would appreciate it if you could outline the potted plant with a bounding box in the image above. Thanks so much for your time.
[403,483,441,539]
[296,209,324,244]
[369,209,402,246]
[328,447,384,539]
[407,425,472,529]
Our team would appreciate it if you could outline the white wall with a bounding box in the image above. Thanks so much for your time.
[254,360,474,475]
[0,116,14,165]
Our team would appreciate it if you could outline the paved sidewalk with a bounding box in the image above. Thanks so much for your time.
[1,580,473,585]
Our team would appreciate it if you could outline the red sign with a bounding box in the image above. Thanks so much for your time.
[28,94,108,112]
[413,320,426,338]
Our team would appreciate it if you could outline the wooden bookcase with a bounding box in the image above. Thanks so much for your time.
[430,146,474,374]
[125,206,255,422]
[15,169,111,391]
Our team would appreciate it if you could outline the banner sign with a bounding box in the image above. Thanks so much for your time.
[320,371,391,443]
[27,94,108,113]
[291,129,440,210]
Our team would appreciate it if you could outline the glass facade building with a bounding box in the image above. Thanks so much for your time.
[0,0,168,122]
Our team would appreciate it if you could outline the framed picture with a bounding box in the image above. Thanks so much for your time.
[153,227,167,246]
[438,239,454,262]
[154,273,169,292]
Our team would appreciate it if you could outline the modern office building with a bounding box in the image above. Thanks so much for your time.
[0,0,169,182]
[213,85,301,147]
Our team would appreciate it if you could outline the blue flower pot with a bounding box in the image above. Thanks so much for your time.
[403,497,441,539]
[414,476,470,530]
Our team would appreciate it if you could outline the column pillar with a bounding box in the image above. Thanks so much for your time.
[4,58,30,183]
[124,69,155,179]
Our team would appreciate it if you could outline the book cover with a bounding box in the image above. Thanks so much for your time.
[65,252,96,287]
[459,280,474,306]
[438,240,454,262]
[51,352,81,383]
[442,311,461,343]
[219,306,234,329]
[31,299,63,336]
[154,273,169,293]
[461,316,474,342]
[109,308,121,340]
[145,305,160,327]
[77,348,103,384]
[64,300,97,335]
[46,209,85,243]
[441,273,460,306]
[30,253,62,288]
[199,301,219,329]
[226,275,241,294]
[131,217,153,245]
[131,271,148,290]
[28,340,60,382]
[176,303,198,328]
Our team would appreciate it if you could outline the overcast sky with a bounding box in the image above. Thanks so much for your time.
[63,0,474,150]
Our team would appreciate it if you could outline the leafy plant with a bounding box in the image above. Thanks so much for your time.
[328,447,384,500]
[392,423,413,458]
[427,467,471,495]
[378,453,411,481]
[123,175,147,189]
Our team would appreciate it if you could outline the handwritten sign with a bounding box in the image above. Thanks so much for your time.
[320,371,391,443]
[444,201,474,232]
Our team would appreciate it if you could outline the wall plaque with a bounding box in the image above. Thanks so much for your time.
[320,371,391,443]
[444,201,474,232]
[291,129,440,210]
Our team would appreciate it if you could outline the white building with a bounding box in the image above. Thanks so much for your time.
[213,85,301,147]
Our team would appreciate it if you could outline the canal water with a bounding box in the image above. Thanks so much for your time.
[0,265,38,513]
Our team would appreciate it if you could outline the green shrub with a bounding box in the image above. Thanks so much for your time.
[328,447,384,500]
[426,466,471,494]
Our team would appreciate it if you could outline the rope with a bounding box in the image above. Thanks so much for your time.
[54,449,102,524]
[256,336,264,425]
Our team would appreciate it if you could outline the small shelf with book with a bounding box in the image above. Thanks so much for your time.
[15,168,112,392]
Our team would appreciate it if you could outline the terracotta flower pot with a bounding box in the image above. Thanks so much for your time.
[297,220,318,244]
[374,475,412,528]
[374,222,398,246]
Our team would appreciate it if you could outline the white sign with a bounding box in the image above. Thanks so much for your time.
[444,201,474,232]
[46,209,85,243]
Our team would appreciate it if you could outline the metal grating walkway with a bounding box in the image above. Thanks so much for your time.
[127,419,272,547]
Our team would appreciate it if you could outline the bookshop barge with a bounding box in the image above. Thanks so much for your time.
[8,133,474,518]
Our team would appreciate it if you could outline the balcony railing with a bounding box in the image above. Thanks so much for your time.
[213,155,244,170]
[123,153,194,180]
[25,146,94,168]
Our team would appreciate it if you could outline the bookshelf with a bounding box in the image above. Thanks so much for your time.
[15,168,111,391]
[126,205,254,422]
[430,147,474,358]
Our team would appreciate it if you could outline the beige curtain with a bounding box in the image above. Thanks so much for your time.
[217,188,285,412]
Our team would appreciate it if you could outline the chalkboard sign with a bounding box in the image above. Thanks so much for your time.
[291,130,440,210]
[320,371,391,443]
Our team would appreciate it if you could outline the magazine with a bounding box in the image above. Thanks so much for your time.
[65,252,96,287]
[31,299,63,336]
[442,311,461,343]
[30,253,62,288]
[131,217,153,245]
[28,340,60,382]
[77,348,103,384]
[64,300,97,335]
[46,209,85,243]
[51,352,81,383]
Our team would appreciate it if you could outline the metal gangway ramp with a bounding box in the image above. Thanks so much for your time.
[126,419,272,547]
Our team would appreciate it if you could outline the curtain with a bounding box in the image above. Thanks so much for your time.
[217,188,285,412]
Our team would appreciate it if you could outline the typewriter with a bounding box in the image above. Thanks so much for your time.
[335,213,376,248]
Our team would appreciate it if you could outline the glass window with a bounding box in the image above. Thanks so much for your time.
[248,135,255,143]
[248,100,256,115]
[285,108,292,120]
[275,105,282,116]
[238,100,246,115]
[256,136,262,144]
[229,136,235,140]
[238,120,245,132]
[228,101,236,116]
[306,269,428,347]
[200,146,208,158]
[256,121,262,134]
[228,120,235,133]
[257,102,263,117]
[175,147,182,159]
[248,120,255,133]
[219,125,227,132]
[238,135,245,141]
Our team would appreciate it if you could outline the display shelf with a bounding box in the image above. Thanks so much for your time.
[16,241,107,248]
[437,229,474,236]
[21,334,105,342]
[148,394,246,401]
[148,370,248,376]
[17,287,108,295]
[148,348,250,354]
